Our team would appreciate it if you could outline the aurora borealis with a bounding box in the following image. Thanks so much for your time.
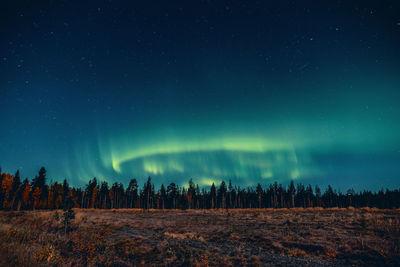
[1,1,400,190]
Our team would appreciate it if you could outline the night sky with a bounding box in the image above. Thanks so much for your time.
[1,1,400,190]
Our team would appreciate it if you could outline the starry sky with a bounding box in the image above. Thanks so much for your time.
[1,1,400,190]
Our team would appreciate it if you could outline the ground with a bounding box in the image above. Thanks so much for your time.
[0,208,399,266]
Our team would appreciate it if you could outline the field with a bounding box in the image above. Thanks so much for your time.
[0,208,399,266]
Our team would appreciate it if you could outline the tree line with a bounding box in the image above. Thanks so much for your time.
[1,167,399,211]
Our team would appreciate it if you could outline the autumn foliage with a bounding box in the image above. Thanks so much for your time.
[1,167,400,211]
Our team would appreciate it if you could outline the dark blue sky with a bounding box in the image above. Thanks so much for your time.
[1,1,400,190]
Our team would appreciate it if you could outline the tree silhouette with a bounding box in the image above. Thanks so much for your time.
[256,183,263,208]
[11,170,21,210]
[289,181,296,208]
[143,177,153,210]
[167,183,178,209]
[127,179,138,208]
[62,195,75,235]
[0,166,399,210]
[31,167,48,209]
[160,184,166,209]
[210,183,217,209]
[99,181,109,209]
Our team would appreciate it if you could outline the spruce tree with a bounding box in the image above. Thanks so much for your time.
[62,195,75,235]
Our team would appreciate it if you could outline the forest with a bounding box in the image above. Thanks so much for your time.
[1,167,399,211]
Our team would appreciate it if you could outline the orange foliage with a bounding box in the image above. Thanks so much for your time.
[40,199,48,209]
[32,187,42,209]
[55,195,63,209]
[1,173,14,209]
[91,186,98,209]
[48,190,55,209]
[22,184,31,207]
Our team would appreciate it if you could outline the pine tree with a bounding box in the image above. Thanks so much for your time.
[143,177,152,210]
[99,181,109,209]
[167,183,178,209]
[127,179,138,208]
[11,170,22,210]
[256,183,263,208]
[84,178,98,208]
[289,181,296,208]
[160,184,166,209]
[31,167,48,209]
[210,183,217,209]
[1,166,400,210]
[21,178,31,210]
[187,179,196,209]
[62,179,69,208]
[315,185,321,206]
[62,195,75,235]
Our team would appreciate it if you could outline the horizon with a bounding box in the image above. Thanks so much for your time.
[1,166,399,194]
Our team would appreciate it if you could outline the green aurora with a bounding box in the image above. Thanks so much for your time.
[1,1,400,190]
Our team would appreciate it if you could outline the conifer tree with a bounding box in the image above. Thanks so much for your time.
[62,195,75,235]
[11,170,21,210]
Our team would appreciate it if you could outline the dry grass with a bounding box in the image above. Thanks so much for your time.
[0,208,399,266]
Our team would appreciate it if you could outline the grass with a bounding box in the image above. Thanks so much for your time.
[0,208,399,266]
